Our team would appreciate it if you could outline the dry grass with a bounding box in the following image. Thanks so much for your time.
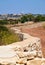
[42,23,45,29]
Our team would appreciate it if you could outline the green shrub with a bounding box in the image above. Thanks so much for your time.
[0,20,8,25]
[34,15,45,22]
[0,25,20,45]
[21,15,28,23]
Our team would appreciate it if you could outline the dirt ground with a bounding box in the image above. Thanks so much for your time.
[20,26,45,58]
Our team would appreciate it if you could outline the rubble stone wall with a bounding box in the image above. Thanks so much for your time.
[0,27,44,65]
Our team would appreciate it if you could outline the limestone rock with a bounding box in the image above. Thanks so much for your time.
[38,51,43,58]
[27,58,45,65]
[13,45,23,51]
[16,64,24,65]
[0,28,43,64]
[16,58,27,64]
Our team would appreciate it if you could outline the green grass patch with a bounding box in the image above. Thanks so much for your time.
[0,25,20,45]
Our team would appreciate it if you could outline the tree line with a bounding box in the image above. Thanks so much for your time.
[20,14,45,23]
[0,14,45,25]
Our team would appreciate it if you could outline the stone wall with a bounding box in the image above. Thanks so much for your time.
[0,27,44,65]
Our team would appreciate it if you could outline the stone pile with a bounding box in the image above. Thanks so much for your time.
[0,27,45,65]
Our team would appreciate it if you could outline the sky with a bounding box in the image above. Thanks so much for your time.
[0,0,45,14]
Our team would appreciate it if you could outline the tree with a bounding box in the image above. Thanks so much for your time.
[34,15,43,22]
[27,14,34,21]
[21,15,28,23]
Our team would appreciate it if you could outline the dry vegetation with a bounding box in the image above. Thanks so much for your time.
[0,25,20,45]
[42,23,45,29]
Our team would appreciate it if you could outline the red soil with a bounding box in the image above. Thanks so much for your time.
[21,26,45,58]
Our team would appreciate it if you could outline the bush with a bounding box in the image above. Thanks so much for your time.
[21,15,28,23]
[0,20,8,25]
[0,26,20,45]
[20,14,34,23]
[34,15,45,22]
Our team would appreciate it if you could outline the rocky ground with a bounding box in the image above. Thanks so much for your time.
[19,22,45,58]
[24,27,45,58]
[0,22,45,65]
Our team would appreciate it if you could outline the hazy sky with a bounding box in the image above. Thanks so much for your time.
[0,0,45,14]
